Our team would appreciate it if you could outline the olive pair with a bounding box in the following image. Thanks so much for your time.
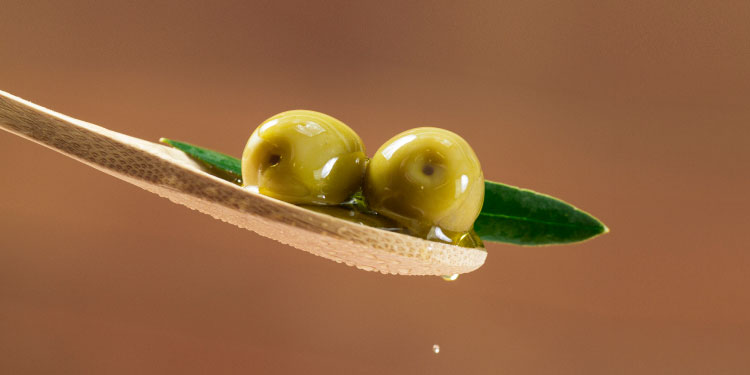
[241,110,484,233]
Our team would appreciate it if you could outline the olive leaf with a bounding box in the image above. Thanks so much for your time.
[160,138,608,246]
[159,138,243,185]
[474,181,608,245]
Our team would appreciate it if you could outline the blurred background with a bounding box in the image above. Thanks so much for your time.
[1,1,749,373]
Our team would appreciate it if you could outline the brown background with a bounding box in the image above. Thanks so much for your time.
[1,1,749,374]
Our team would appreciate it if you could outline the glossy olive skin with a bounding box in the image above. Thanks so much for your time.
[364,127,484,233]
[242,110,367,205]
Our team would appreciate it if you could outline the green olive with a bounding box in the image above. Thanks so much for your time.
[364,127,484,233]
[241,110,367,205]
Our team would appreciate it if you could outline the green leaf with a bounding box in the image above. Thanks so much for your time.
[160,138,609,246]
[474,181,608,245]
[159,138,242,185]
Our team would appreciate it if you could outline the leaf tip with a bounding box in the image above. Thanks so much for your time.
[585,213,609,239]
[159,137,173,146]
[584,218,609,242]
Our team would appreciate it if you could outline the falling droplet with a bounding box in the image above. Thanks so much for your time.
[441,274,459,281]
[432,344,440,354]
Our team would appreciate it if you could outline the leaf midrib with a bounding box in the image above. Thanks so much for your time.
[478,211,602,230]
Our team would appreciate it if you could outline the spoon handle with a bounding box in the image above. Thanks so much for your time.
[0,90,203,179]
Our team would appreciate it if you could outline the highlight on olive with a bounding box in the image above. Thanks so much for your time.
[241,110,367,205]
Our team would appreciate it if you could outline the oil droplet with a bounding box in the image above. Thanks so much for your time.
[441,274,459,281]
[432,344,440,354]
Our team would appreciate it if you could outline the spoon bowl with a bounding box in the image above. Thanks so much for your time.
[0,90,486,275]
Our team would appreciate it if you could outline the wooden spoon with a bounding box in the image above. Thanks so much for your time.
[0,90,487,276]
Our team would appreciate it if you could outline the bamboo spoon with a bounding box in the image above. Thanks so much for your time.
[0,90,487,276]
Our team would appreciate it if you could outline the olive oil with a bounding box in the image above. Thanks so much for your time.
[300,201,483,249]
